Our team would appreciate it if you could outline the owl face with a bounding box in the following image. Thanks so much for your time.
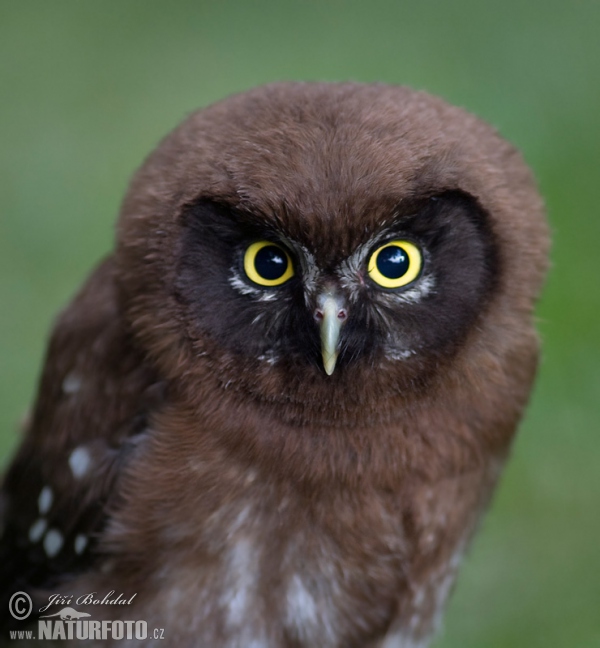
[117,83,547,422]
[174,191,497,381]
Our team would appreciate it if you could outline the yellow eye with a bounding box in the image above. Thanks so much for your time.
[244,241,294,287]
[367,240,422,289]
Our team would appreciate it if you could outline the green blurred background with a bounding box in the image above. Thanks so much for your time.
[1,1,598,645]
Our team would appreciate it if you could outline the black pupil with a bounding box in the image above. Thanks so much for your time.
[376,245,410,279]
[255,245,288,280]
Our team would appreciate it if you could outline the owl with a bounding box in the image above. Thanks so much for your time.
[0,83,549,647]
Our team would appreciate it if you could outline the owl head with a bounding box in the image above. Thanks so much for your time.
[114,83,548,456]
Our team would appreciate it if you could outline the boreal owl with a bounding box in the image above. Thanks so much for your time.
[0,83,549,647]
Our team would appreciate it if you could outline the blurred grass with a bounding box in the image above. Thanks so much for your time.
[0,1,598,646]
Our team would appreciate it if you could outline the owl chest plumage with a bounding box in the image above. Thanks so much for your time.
[77,405,496,648]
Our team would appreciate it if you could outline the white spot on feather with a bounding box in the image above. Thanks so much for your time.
[386,348,416,361]
[257,351,278,365]
[229,506,251,536]
[38,486,53,514]
[74,533,88,555]
[413,586,426,608]
[28,518,47,543]
[224,539,255,626]
[429,543,466,636]
[43,528,63,557]
[62,371,82,394]
[286,574,318,628]
[69,446,91,479]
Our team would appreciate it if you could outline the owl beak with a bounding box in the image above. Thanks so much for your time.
[315,292,347,376]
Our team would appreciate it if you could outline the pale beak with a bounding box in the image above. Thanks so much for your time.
[315,292,347,376]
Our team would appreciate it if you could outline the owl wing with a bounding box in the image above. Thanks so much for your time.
[0,257,163,621]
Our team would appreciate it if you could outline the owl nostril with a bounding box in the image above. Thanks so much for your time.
[315,308,346,322]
